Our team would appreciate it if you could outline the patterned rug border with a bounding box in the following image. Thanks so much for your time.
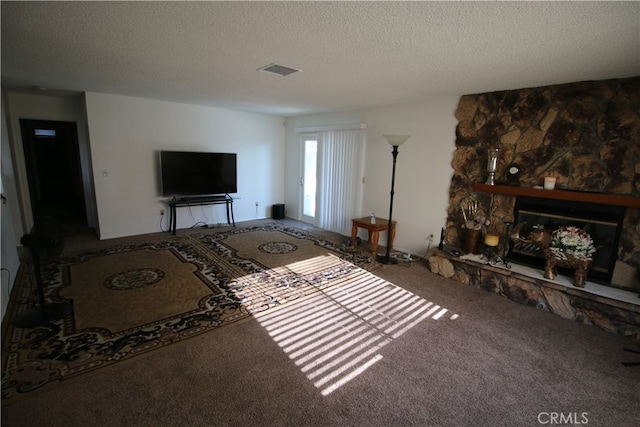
[1,223,379,401]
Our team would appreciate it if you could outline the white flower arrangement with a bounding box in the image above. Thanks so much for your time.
[549,226,596,260]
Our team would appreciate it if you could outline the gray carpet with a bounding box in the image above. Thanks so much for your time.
[2,225,639,426]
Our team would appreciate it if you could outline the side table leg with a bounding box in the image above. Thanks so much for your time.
[351,224,358,248]
[371,231,380,256]
[389,224,396,251]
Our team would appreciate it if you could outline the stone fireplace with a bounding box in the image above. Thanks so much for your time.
[429,77,640,341]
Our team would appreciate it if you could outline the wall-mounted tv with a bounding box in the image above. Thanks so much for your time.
[159,151,237,197]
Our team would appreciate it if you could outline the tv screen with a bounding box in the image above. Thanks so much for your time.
[159,151,237,197]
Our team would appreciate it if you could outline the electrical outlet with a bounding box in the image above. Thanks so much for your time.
[160,209,165,216]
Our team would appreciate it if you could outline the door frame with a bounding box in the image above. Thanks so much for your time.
[19,119,87,228]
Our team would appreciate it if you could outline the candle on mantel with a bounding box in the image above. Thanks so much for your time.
[484,234,500,247]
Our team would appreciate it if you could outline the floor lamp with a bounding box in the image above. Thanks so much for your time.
[376,134,410,264]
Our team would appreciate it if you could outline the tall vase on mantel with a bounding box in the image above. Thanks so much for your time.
[485,147,499,185]
[465,228,482,254]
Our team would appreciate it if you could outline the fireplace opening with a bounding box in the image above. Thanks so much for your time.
[509,196,625,284]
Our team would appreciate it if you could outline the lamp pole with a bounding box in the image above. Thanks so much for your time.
[376,134,409,265]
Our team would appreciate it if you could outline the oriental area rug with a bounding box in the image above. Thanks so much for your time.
[1,223,381,401]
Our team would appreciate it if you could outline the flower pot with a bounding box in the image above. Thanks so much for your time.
[465,228,482,254]
[543,247,593,288]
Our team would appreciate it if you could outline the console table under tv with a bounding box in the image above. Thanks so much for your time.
[167,194,235,235]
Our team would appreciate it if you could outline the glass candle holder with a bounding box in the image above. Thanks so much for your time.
[484,234,500,247]
[544,176,556,190]
[485,148,499,185]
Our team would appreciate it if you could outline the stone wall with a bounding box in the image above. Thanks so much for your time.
[447,77,640,291]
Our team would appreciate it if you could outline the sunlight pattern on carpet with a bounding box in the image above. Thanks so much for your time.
[253,256,459,396]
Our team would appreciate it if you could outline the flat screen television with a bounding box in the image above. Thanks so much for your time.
[159,151,237,197]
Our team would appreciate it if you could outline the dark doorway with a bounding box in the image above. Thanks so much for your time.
[20,119,88,235]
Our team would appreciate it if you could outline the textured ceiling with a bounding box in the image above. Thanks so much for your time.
[2,1,639,116]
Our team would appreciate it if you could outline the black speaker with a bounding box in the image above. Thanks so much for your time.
[272,204,285,219]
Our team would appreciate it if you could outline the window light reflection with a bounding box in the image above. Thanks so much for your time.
[236,255,459,396]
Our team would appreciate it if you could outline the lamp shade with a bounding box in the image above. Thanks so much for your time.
[382,134,410,146]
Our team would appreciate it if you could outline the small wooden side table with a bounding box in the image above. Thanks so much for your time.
[351,217,396,256]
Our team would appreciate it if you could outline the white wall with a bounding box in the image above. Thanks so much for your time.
[85,93,285,239]
[284,96,459,257]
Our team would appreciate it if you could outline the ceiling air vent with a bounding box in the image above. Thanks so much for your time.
[257,63,301,77]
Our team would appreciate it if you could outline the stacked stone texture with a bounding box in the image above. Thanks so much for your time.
[428,254,640,342]
[448,77,640,290]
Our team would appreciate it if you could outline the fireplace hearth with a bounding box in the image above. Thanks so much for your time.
[509,196,625,284]
[427,247,640,342]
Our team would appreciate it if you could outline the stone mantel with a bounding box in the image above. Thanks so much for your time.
[473,183,640,208]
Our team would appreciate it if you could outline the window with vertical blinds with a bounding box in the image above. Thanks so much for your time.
[315,128,365,235]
